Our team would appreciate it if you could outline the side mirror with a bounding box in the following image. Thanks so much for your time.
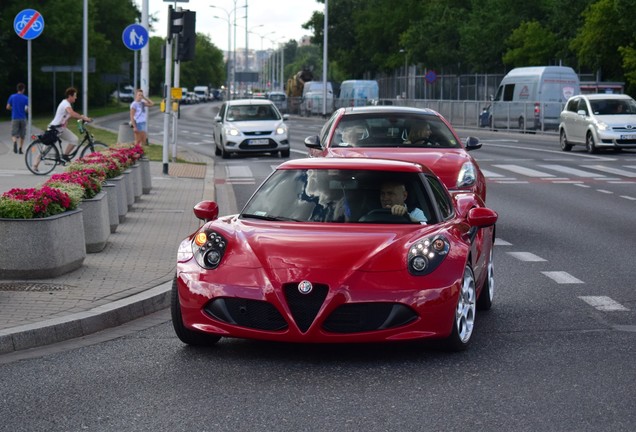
[193,201,219,222]
[214,115,222,122]
[304,135,322,149]
[282,114,289,121]
[467,207,498,228]
[576,110,587,116]
[464,136,482,151]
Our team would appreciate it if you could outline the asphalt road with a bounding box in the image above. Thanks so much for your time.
[2,104,634,431]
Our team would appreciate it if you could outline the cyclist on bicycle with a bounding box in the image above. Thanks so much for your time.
[49,87,92,161]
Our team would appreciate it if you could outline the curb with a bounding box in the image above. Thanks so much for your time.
[0,282,171,354]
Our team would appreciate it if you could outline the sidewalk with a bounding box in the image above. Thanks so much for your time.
[0,119,215,354]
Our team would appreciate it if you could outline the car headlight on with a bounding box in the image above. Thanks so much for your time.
[224,126,240,136]
[596,121,608,131]
[276,125,287,135]
[457,162,476,189]
[408,235,450,276]
[193,230,227,269]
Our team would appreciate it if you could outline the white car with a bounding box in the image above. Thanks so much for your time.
[213,99,290,158]
[559,94,636,153]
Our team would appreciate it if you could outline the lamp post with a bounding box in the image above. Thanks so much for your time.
[211,2,245,99]
[250,29,275,90]
[212,13,231,100]
[399,48,408,100]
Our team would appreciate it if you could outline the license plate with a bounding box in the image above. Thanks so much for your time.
[620,134,636,140]
[248,139,269,145]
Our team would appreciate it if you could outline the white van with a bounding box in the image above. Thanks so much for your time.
[193,86,210,102]
[490,66,580,131]
[336,80,379,108]
[300,81,334,116]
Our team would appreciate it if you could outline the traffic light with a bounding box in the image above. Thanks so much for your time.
[167,5,184,40]
[177,11,196,61]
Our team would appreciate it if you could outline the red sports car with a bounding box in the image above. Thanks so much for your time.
[305,106,487,201]
[172,158,497,350]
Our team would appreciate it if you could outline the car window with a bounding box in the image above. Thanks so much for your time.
[226,104,280,121]
[426,175,454,220]
[329,113,459,149]
[502,84,515,102]
[566,98,579,112]
[577,99,589,115]
[318,111,339,146]
[241,169,432,224]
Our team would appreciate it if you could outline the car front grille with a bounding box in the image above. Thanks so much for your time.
[204,298,288,331]
[238,139,278,150]
[322,303,418,333]
[283,282,329,332]
[244,131,273,136]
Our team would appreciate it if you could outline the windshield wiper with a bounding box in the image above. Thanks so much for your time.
[241,213,302,222]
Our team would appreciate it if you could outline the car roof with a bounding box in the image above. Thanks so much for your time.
[226,99,275,106]
[277,157,434,175]
[339,105,440,116]
[577,94,634,101]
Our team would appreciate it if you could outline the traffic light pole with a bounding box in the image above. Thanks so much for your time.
[162,37,172,175]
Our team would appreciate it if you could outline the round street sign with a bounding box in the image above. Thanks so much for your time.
[425,70,438,84]
[14,9,45,40]
[122,24,149,51]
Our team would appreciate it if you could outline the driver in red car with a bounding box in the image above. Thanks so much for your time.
[379,181,427,222]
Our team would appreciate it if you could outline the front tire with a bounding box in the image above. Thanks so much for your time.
[171,276,221,346]
[80,141,109,158]
[445,265,476,351]
[25,140,59,175]
[559,130,573,152]
[585,133,597,154]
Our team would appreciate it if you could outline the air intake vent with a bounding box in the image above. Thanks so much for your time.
[283,283,329,333]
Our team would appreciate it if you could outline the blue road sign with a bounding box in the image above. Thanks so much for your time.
[14,9,45,40]
[122,24,149,50]
[425,70,438,84]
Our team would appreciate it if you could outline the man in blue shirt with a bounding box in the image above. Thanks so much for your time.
[380,181,427,223]
[6,83,29,154]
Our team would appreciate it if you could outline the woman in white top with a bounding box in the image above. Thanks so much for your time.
[129,89,154,146]
[50,87,92,159]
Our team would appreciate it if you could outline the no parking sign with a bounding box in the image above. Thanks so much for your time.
[14,9,45,40]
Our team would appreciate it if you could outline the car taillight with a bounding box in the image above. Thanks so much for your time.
[534,103,540,116]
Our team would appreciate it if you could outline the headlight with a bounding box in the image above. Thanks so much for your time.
[408,235,450,276]
[596,121,608,131]
[276,125,287,135]
[457,162,476,189]
[224,126,240,136]
[177,239,193,262]
[193,230,227,269]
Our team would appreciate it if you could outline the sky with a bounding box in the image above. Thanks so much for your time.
[137,0,324,51]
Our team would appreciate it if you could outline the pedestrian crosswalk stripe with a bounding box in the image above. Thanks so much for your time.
[579,296,629,311]
[507,252,546,262]
[581,165,636,177]
[538,165,606,178]
[493,164,555,177]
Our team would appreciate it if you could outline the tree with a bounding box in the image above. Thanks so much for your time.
[503,21,559,67]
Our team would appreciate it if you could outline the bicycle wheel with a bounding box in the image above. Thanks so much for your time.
[25,140,60,175]
[80,141,109,158]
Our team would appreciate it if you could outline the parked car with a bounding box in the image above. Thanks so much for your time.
[336,80,379,108]
[304,106,487,202]
[268,91,288,113]
[213,99,290,158]
[300,81,334,116]
[172,157,498,350]
[111,85,134,103]
[559,94,636,153]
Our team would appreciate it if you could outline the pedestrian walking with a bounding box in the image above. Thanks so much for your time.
[130,89,154,146]
[6,83,29,154]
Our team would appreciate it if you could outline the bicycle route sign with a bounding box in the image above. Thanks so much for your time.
[14,9,45,40]
[122,24,149,50]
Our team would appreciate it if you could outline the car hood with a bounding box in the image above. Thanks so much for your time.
[216,219,434,272]
[594,114,636,126]
[229,120,283,131]
[327,147,472,189]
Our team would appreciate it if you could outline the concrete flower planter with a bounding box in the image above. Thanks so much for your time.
[0,209,86,279]
[122,169,134,211]
[140,157,152,194]
[78,191,110,253]
[102,182,119,233]
[108,175,127,223]
[130,163,143,202]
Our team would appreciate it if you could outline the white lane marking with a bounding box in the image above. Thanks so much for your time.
[226,165,253,178]
[541,271,584,284]
[508,252,547,262]
[579,296,629,311]
[621,195,636,201]
[495,238,512,246]
[574,184,591,188]
[596,189,613,194]
[539,164,606,178]
[581,165,636,177]
[494,164,555,177]
[480,169,507,178]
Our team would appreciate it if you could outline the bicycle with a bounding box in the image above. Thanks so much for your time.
[25,120,109,175]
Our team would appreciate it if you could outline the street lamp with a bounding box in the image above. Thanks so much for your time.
[250,29,275,90]
[211,2,246,99]
[400,48,408,100]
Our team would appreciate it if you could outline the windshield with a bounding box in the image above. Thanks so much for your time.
[241,169,434,224]
[330,113,460,149]
[589,99,636,115]
[226,104,280,121]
